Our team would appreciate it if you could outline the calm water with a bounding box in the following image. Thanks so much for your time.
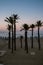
[0,30,43,38]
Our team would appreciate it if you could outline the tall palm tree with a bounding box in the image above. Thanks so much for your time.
[12,14,18,50]
[36,20,42,50]
[20,36,23,48]
[5,17,14,53]
[7,24,11,49]
[20,24,29,53]
[30,24,35,48]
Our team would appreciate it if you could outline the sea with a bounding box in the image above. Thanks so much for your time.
[0,30,43,38]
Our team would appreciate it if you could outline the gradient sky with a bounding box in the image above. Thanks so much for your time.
[0,0,43,31]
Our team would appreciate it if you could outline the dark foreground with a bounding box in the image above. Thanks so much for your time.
[0,38,43,65]
[0,48,43,65]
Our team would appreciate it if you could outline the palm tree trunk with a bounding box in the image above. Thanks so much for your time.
[12,24,13,53]
[8,29,10,49]
[21,38,22,48]
[31,28,33,48]
[26,31,28,53]
[25,30,26,50]
[25,30,28,53]
[14,22,16,50]
[38,27,40,50]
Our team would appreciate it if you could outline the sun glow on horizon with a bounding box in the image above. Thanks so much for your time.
[0,16,43,31]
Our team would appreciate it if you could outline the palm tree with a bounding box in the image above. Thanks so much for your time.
[20,24,29,53]
[12,14,18,50]
[20,36,23,48]
[36,20,42,50]
[30,24,35,48]
[9,17,14,53]
[5,17,14,53]
[7,24,11,49]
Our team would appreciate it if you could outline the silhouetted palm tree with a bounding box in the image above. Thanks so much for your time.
[36,20,42,50]
[30,24,35,48]
[5,17,14,53]
[20,24,29,53]
[12,14,18,50]
[7,24,11,49]
[20,36,23,48]
[9,17,14,53]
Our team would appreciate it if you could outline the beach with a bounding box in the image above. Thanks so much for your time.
[0,37,43,65]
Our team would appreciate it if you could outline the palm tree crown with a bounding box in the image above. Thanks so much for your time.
[20,36,23,39]
[23,24,29,30]
[30,24,35,28]
[5,17,13,24]
[36,20,42,27]
[12,14,18,22]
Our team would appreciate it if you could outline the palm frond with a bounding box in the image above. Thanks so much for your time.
[5,17,10,23]
[12,14,19,21]
[9,17,13,24]
[20,28,24,31]
[36,20,42,26]
[5,16,13,24]
[22,24,29,30]
[30,24,35,28]
[5,20,8,22]
[6,17,10,21]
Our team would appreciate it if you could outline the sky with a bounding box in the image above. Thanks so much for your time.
[0,0,43,31]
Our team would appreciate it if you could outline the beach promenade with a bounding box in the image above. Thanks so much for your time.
[0,38,43,65]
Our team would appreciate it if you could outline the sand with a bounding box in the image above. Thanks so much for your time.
[0,37,43,65]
